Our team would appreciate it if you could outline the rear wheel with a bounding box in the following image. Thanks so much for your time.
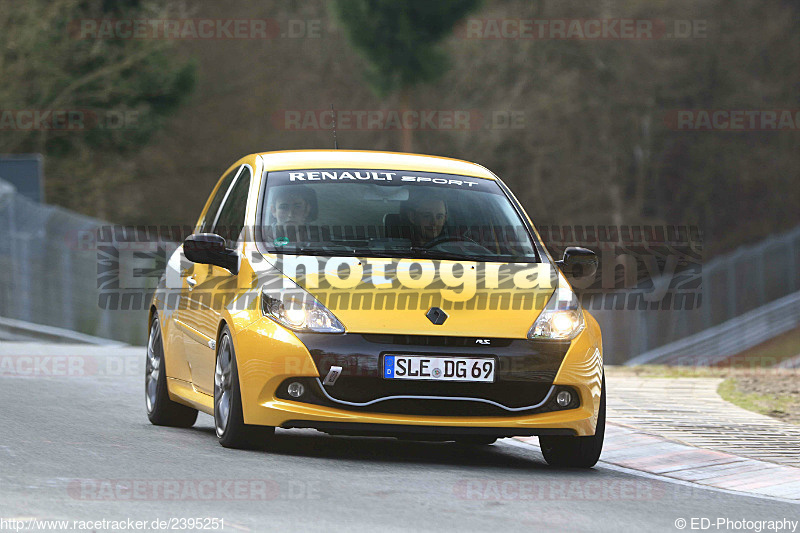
[146,316,198,427]
[214,326,275,449]
[539,376,605,468]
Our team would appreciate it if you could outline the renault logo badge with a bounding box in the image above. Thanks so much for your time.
[426,307,448,325]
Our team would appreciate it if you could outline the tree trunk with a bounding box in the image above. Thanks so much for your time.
[400,87,413,153]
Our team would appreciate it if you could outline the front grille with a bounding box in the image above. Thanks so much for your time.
[325,398,532,417]
[275,377,579,417]
[288,332,572,416]
[325,375,551,408]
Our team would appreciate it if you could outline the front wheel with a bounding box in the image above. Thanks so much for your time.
[214,326,275,449]
[539,375,605,468]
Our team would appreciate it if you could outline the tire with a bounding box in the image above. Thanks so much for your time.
[214,325,275,449]
[455,436,497,446]
[539,375,605,468]
[146,315,198,427]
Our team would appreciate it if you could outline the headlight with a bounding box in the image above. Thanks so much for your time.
[261,286,345,333]
[528,280,585,341]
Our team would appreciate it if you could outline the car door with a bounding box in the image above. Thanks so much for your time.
[181,165,251,394]
[176,165,240,392]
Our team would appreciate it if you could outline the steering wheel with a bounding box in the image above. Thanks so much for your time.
[423,235,494,255]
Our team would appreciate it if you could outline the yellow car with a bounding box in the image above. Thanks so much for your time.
[146,150,604,467]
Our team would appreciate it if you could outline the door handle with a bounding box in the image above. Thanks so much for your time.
[186,276,197,289]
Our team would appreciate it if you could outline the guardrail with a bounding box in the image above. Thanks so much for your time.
[591,224,800,363]
[625,290,800,365]
[0,179,146,344]
[0,316,127,345]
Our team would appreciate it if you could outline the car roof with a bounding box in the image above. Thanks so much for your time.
[255,150,498,180]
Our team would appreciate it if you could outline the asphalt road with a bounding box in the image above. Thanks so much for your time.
[1,344,798,533]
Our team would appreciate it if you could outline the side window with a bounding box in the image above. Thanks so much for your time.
[198,166,241,234]
[213,166,252,247]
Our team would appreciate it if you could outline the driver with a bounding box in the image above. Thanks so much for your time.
[271,187,313,225]
[408,195,447,246]
[266,186,317,242]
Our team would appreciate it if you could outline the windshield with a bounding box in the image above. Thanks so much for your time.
[259,169,541,262]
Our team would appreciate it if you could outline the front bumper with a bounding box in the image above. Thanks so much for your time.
[274,376,580,417]
[232,315,603,436]
[281,420,576,438]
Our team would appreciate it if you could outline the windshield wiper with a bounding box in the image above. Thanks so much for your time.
[269,244,535,263]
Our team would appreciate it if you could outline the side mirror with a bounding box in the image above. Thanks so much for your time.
[183,233,239,275]
[555,246,598,279]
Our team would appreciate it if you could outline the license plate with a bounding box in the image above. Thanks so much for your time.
[383,355,495,383]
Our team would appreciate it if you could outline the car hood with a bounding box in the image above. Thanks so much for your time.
[264,254,558,339]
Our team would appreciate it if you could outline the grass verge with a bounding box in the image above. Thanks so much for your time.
[718,377,800,425]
